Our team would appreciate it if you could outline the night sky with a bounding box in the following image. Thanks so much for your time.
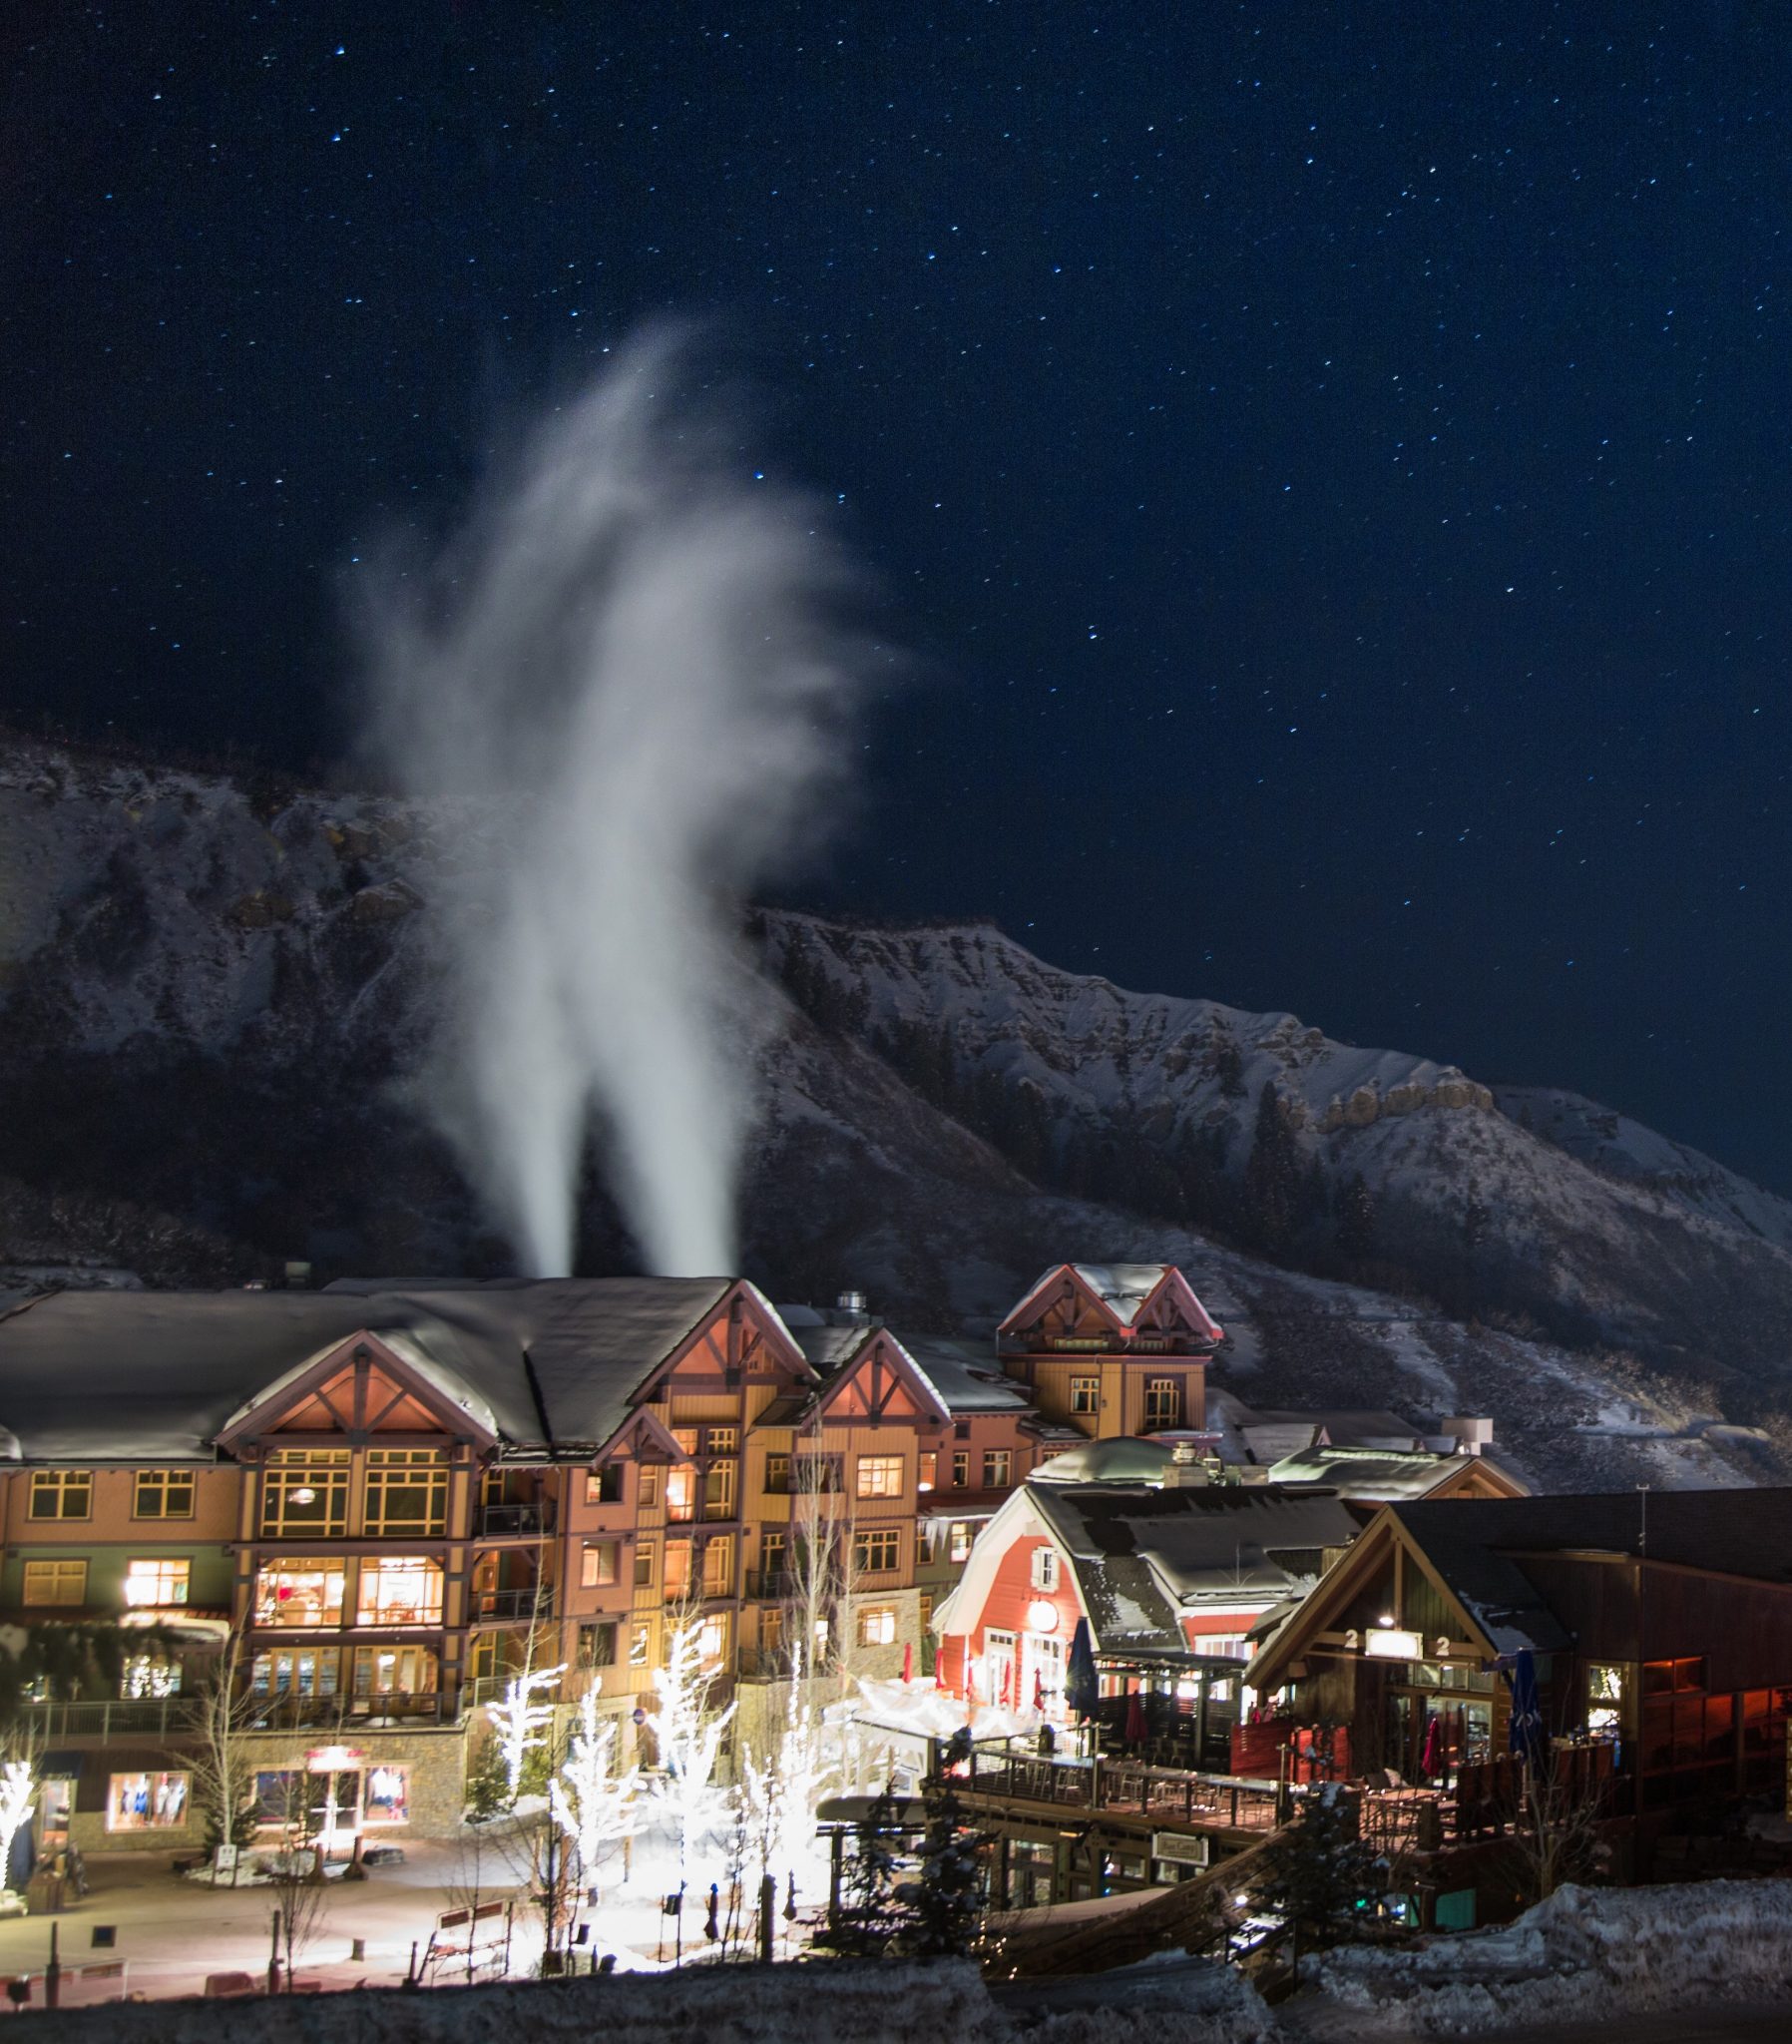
[6,7,1792,1187]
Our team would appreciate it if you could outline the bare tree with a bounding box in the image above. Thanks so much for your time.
[1501,1748,1610,1903]
[181,1640,259,1883]
[260,1769,329,1991]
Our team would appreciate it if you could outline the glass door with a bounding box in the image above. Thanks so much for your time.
[307,1770,363,1855]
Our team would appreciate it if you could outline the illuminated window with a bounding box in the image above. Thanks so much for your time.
[582,1541,619,1588]
[260,1451,349,1538]
[254,1561,345,1629]
[948,1522,974,1563]
[355,1557,444,1628]
[352,1645,437,1696]
[251,1649,337,1697]
[629,1622,651,1667]
[696,1613,727,1665]
[107,1771,189,1832]
[1070,1375,1101,1415]
[1143,1378,1181,1428]
[1031,1548,1059,1592]
[122,1655,182,1700]
[29,1471,91,1521]
[665,1540,693,1598]
[362,1450,447,1536]
[853,1528,900,1575]
[365,1765,409,1825]
[124,1557,191,1607]
[951,1452,970,1487]
[134,1469,196,1519]
[856,1454,904,1499]
[586,1465,625,1505]
[667,1464,697,1524]
[22,1559,87,1607]
[918,1451,937,1492]
[857,1605,897,1647]
[982,1450,1012,1489]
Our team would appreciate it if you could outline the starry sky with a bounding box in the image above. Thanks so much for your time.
[5,5,1792,1187]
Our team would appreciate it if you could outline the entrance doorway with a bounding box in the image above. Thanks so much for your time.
[306,1769,363,1854]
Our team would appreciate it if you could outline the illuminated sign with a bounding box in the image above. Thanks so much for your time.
[1364,1629,1422,1660]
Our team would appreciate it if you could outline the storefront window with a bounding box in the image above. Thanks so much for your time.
[122,1654,183,1699]
[365,1766,409,1825]
[108,1772,189,1832]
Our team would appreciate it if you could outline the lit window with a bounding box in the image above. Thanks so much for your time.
[22,1559,87,1607]
[251,1650,337,1698]
[696,1614,727,1666]
[254,1561,345,1629]
[948,1522,974,1564]
[121,1655,182,1700]
[586,1465,624,1505]
[29,1471,91,1521]
[856,1454,904,1499]
[1031,1548,1059,1593]
[582,1541,619,1588]
[362,1450,447,1536]
[665,1540,693,1598]
[260,1451,349,1538]
[134,1469,196,1519]
[355,1557,445,1628]
[108,1771,189,1832]
[982,1450,1012,1489]
[124,1557,191,1607]
[857,1605,897,1648]
[918,1450,937,1492]
[1143,1378,1181,1428]
[853,1528,901,1575]
[352,1645,437,1697]
[666,1464,696,1524]
[365,1765,409,1825]
[1071,1375,1100,1415]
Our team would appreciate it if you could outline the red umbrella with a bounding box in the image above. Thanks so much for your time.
[1002,1663,1015,1711]
[902,1642,914,1685]
[1124,1688,1148,1745]
[1034,1671,1046,1713]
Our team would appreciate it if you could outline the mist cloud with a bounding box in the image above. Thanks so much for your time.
[364,338,868,1277]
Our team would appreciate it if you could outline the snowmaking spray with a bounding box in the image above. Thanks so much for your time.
[362,334,871,1277]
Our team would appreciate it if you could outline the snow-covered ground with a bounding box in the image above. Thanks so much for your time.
[1290,1878,1792,2038]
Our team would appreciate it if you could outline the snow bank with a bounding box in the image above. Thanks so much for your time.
[1304,1877,1792,2037]
[21,1953,1273,2044]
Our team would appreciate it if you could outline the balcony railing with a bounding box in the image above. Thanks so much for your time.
[744,1569,800,1601]
[20,1698,188,1741]
[477,1502,556,1539]
[472,1586,546,1622]
[248,1691,457,1730]
[961,1751,1282,1835]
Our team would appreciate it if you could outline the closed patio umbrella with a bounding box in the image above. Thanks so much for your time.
[1506,1649,1545,1762]
[1066,1618,1100,1721]
[1123,1687,1148,1745]
[902,1642,914,1685]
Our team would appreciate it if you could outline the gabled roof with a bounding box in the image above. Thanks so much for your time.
[218,1330,500,1448]
[1027,1481,1362,1656]
[0,1278,740,1458]
[1265,1444,1520,1502]
[808,1327,953,1426]
[999,1263,1225,1344]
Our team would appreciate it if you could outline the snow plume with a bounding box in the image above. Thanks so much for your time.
[364,337,869,1277]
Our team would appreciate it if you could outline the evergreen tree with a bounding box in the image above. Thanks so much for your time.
[1256,1785,1380,1947]
[903,1781,983,1958]
[1334,1173,1378,1263]
[838,1782,903,1954]
[1241,1082,1301,1254]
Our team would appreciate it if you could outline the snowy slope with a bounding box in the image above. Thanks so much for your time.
[3,736,1792,1490]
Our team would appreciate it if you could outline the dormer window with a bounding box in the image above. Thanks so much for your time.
[1031,1548,1059,1593]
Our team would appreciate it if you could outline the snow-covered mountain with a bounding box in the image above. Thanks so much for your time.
[3,734,1790,1492]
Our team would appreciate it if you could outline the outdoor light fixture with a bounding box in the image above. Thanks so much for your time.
[1027,1599,1060,1632]
[291,1486,317,1505]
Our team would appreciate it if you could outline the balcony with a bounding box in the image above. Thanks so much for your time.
[249,1690,456,1730]
[21,1697,188,1741]
[472,1586,545,1623]
[745,1569,800,1601]
[477,1502,556,1539]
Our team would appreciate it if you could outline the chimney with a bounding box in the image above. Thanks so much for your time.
[1160,1442,1210,1488]
[836,1289,869,1323]
[1439,1416,1494,1458]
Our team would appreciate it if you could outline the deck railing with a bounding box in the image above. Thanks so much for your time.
[961,1749,1281,1833]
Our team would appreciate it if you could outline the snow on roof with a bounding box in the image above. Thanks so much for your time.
[1068,1264,1176,1315]
[1266,1444,1467,1501]
[0,1278,734,1458]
